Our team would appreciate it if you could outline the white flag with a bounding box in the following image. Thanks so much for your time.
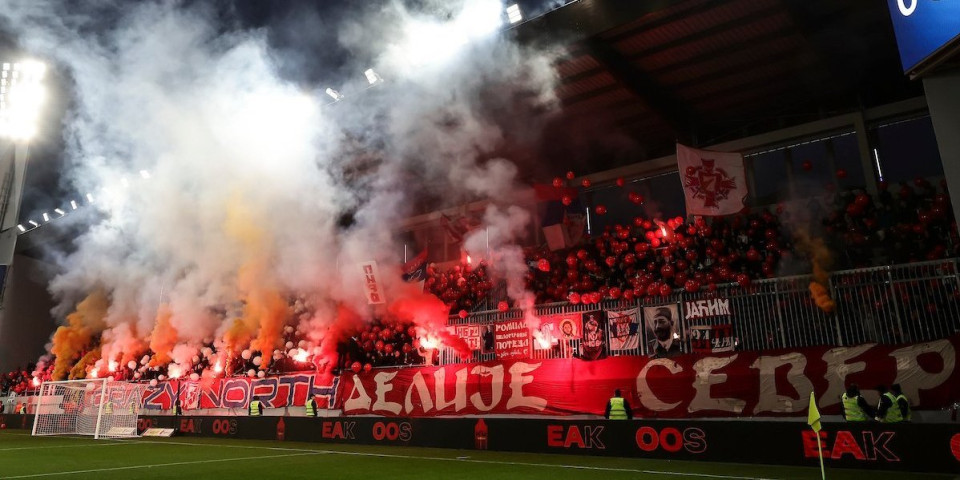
[677,144,747,216]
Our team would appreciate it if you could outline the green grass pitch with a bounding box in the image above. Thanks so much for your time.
[0,430,950,479]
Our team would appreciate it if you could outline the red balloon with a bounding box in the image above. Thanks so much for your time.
[605,256,617,268]
[566,171,576,180]
[854,194,870,208]
[746,248,761,262]
[616,177,625,187]
[351,362,362,373]
[363,340,373,352]
[835,168,847,179]
[458,309,468,319]
[375,340,384,351]
[684,279,701,293]
[594,204,607,215]
[537,258,551,272]
[561,195,573,206]
[608,287,622,299]
[623,289,635,301]
[582,178,592,188]
[384,344,394,354]
[576,249,589,261]
[568,292,581,304]
[736,273,751,288]
[801,160,813,171]
[659,284,673,297]
[660,264,675,278]
[497,301,509,312]
[552,177,564,188]
[363,363,372,373]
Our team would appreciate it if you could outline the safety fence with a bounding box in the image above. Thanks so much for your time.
[439,258,960,365]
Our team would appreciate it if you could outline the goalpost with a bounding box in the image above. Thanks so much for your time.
[32,378,146,439]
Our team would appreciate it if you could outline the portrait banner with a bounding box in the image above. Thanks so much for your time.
[643,304,682,358]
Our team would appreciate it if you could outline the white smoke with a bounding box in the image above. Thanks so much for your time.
[0,0,559,371]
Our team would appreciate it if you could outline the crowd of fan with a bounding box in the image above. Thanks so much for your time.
[425,178,956,314]
[3,179,956,390]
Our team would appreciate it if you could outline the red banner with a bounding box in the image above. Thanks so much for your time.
[451,324,483,351]
[141,372,339,412]
[494,319,531,360]
[336,337,960,418]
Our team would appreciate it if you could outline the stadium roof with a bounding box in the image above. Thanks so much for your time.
[522,0,920,172]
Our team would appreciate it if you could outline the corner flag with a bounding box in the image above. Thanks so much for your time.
[807,391,821,432]
[807,391,826,480]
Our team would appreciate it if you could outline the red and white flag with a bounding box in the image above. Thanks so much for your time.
[677,144,747,216]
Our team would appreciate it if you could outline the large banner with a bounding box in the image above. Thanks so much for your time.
[360,261,385,305]
[141,373,339,411]
[336,337,960,419]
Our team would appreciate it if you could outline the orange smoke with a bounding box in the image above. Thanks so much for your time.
[69,347,101,379]
[809,282,836,314]
[246,288,288,362]
[148,304,178,366]
[51,291,109,380]
[794,228,836,314]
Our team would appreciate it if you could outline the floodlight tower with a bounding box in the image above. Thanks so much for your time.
[0,61,47,300]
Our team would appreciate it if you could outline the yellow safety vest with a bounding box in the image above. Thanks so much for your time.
[305,399,316,417]
[896,394,912,421]
[16,403,26,414]
[841,394,867,421]
[249,400,262,416]
[608,397,628,420]
[882,392,903,423]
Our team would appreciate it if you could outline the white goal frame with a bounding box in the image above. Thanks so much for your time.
[31,378,145,439]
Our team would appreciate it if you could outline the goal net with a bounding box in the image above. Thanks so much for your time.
[32,379,145,439]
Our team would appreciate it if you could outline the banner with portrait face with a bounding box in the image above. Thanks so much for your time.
[643,304,682,358]
[578,310,606,361]
[536,313,583,344]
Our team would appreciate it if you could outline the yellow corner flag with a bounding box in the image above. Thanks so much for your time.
[808,391,826,480]
[807,391,822,432]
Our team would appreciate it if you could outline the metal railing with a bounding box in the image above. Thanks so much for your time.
[439,259,960,365]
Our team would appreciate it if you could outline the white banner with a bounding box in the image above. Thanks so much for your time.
[677,144,747,216]
[359,261,385,304]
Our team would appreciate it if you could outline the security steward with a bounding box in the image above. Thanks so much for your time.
[604,389,633,420]
[305,396,318,417]
[841,384,873,421]
[249,397,263,416]
[890,384,911,421]
[877,384,909,422]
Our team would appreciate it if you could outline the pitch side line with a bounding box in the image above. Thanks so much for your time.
[134,439,780,480]
[0,452,323,479]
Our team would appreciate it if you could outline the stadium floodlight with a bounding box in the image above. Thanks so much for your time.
[139,170,150,179]
[54,208,64,216]
[70,200,78,210]
[325,88,342,101]
[28,220,38,227]
[364,68,382,85]
[0,61,46,140]
[42,212,49,222]
[86,193,94,203]
[506,4,522,24]
[16,224,25,232]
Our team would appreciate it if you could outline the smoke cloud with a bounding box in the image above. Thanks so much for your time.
[1,0,560,377]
